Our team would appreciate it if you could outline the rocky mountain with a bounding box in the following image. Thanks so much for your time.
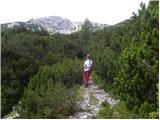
[1,16,108,34]
[28,16,83,34]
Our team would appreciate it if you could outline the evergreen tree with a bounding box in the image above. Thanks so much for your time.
[80,18,93,54]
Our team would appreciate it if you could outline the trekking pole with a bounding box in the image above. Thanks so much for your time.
[83,70,85,85]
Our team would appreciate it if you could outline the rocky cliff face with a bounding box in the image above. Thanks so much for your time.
[29,16,83,34]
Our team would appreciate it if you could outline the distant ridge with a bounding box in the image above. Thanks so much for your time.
[1,16,109,34]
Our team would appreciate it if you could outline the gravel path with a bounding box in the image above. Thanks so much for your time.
[70,80,119,119]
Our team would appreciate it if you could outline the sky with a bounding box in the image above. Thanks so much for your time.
[0,0,150,25]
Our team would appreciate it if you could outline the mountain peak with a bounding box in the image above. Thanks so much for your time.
[30,16,78,34]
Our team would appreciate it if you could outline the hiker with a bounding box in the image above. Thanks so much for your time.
[83,54,93,87]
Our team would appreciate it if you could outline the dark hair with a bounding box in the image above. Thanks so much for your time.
[86,54,90,58]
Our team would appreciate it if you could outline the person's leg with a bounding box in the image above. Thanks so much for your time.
[88,70,91,80]
[86,71,90,86]
[84,71,88,87]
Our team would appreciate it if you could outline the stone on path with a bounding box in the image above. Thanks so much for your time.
[70,80,119,119]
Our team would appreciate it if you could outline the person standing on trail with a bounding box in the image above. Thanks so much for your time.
[83,54,93,87]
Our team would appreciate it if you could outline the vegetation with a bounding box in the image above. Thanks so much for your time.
[17,59,82,118]
[1,1,158,119]
[91,1,159,119]
[1,29,82,117]
[89,95,98,105]
[98,101,135,119]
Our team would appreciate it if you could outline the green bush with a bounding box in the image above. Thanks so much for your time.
[112,101,136,119]
[98,102,113,119]
[98,101,135,119]
[92,47,118,83]
[17,59,83,118]
[18,82,79,118]
[114,45,158,117]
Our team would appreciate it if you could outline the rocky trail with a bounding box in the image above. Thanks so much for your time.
[70,80,119,119]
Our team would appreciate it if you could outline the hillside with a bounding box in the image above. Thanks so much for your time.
[1,1,158,119]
